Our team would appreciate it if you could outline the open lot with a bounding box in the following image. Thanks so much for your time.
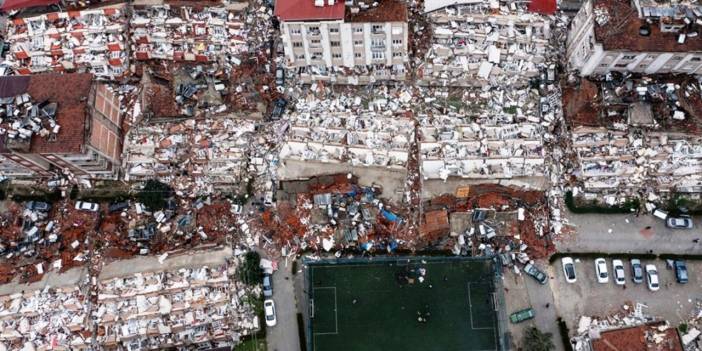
[306,258,499,351]
[550,257,702,330]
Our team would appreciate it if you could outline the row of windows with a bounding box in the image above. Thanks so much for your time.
[290,24,392,35]
[292,39,402,48]
[294,51,403,60]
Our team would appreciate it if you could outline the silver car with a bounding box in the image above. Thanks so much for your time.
[666,216,693,229]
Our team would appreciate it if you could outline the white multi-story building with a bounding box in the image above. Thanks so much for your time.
[275,0,409,83]
[567,0,702,76]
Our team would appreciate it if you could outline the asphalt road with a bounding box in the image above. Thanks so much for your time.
[523,270,566,351]
[559,210,702,255]
[266,260,301,351]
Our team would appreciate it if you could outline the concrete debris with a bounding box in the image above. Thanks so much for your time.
[5,4,129,78]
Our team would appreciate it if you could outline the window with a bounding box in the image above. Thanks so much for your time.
[330,41,340,47]
[292,42,303,47]
[354,27,363,33]
[599,63,609,67]
[621,55,636,60]
[354,40,363,46]
[308,26,319,32]
[311,52,323,59]
[690,57,702,62]
[372,24,383,33]
[672,55,684,60]
[371,39,384,47]
[393,52,403,58]
[614,63,627,68]
[332,53,342,59]
[355,52,362,58]
[311,39,321,46]
[329,27,339,33]
[295,54,305,60]
[291,28,301,35]
[392,39,402,45]
[372,51,384,60]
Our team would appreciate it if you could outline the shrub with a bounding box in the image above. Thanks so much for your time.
[239,251,263,285]
[138,179,172,211]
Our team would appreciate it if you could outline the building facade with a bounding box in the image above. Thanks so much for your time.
[275,0,409,82]
[567,0,702,76]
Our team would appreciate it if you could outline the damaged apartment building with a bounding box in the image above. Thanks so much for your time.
[4,3,129,79]
[416,0,561,192]
[0,73,124,179]
[419,0,556,87]
[275,0,409,83]
[564,76,702,200]
[567,0,702,76]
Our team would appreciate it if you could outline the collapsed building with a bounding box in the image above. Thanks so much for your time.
[95,264,259,350]
[567,0,702,76]
[420,0,556,87]
[275,0,409,83]
[4,3,129,79]
[0,73,124,179]
[564,75,702,201]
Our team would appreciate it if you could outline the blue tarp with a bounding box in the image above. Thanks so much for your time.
[381,210,401,222]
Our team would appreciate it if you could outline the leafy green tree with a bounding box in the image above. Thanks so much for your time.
[239,251,263,285]
[138,179,172,211]
[522,327,555,351]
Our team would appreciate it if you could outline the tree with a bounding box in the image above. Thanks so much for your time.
[522,327,555,351]
[138,179,172,211]
[239,251,263,285]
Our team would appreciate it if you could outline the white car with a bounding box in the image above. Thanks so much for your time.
[595,258,609,283]
[612,259,626,285]
[74,201,100,212]
[561,257,577,283]
[645,264,660,291]
[264,299,277,327]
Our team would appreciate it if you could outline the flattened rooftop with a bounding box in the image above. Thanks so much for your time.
[594,0,702,52]
[344,0,407,22]
[591,325,683,351]
[274,0,345,21]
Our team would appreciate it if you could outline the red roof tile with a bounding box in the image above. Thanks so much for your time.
[275,0,345,21]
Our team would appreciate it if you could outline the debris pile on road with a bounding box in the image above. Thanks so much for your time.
[4,4,129,79]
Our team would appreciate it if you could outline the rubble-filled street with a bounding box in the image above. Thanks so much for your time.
[0,0,702,349]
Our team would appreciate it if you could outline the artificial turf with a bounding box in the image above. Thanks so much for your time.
[308,258,498,351]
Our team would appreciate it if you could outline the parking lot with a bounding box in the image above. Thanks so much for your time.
[550,257,702,330]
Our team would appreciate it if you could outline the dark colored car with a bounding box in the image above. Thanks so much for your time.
[674,260,689,284]
[108,201,129,213]
[270,98,287,120]
[25,201,51,212]
[524,263,548,285]
[630,259,643,284]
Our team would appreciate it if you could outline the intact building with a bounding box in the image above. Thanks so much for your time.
[275,0,409,83]
[0,73,123,179]
[567,0,702,76]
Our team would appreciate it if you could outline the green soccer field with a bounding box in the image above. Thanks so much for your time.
[307,257,499,351]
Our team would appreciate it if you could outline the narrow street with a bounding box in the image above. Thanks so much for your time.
[266,259,301,351]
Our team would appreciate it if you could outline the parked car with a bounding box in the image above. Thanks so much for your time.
[509,308,535,323]
[524,263,548,285]
[674,260,688,284]
[275,67,285,86]
[595,258,609,283]
[270,98,287,120]
[263,274,273,297]
[561,257,577,283]
[665,216,693,229]
[74,201,99,212]
[25,201,51,212]
[630,259,644,284]
[108,201,129,213]
[645,264,660,291]
[264,299,277,327]
[612,259,626,285]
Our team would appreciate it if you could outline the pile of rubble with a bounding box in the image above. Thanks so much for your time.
[122,118,255,195]
[564,75,702,202]
[418,86,549,181]
[4,4,129,79]
[0,93,59,144]
[0,287,90,350]
[418,0,557,87]
[130,5,247,65]
[95,264,259,350]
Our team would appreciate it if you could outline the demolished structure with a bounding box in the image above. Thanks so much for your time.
[275,0,409,83]
[0,73,124,179]
[420,0,555,87]
[567,0,702,76]
[564,76,702,202]
[4,4,129,79]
